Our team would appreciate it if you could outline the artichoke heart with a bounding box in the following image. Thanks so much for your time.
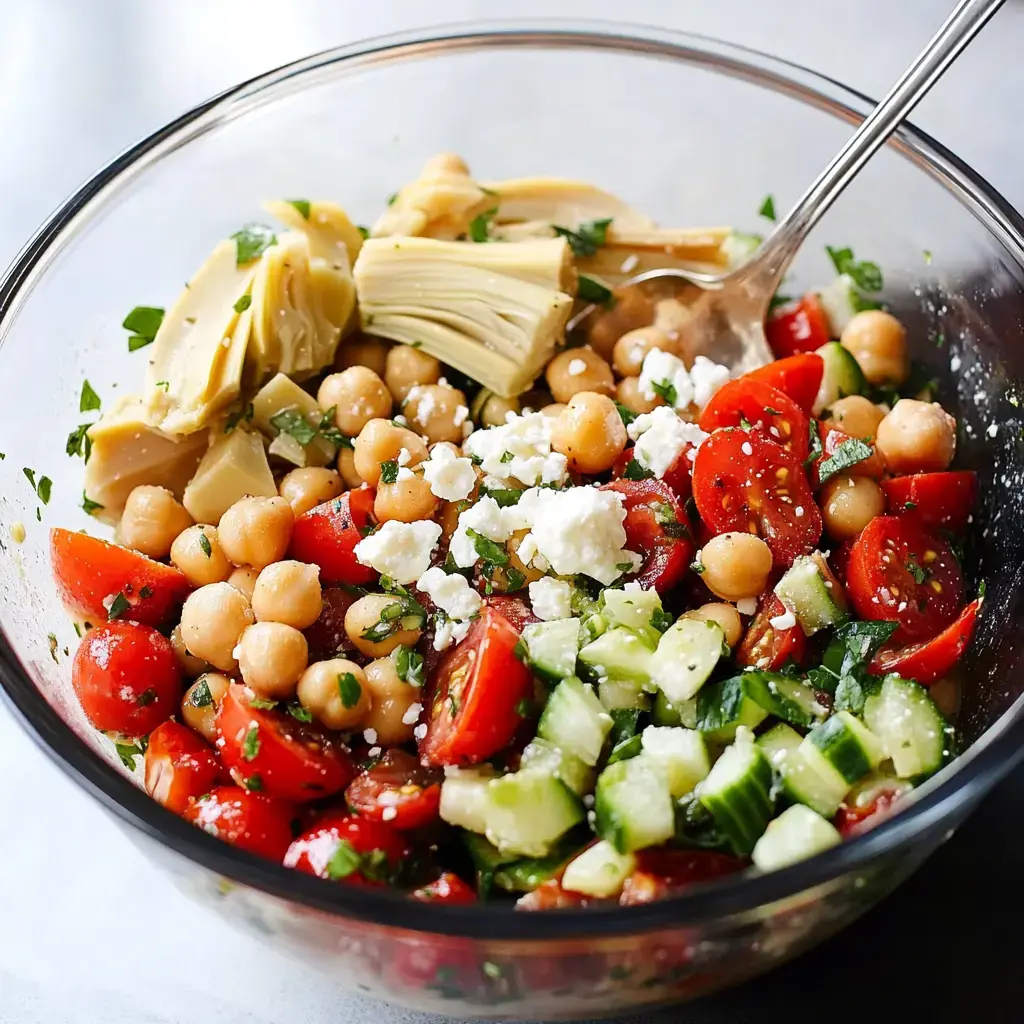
[354,237,576,398]
[182,427,276,525]
[251,372,336,468]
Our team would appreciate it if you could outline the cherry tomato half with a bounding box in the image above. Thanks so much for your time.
[601,479,693,593]
[412,873,478,904]
[289,489,377,585]
[284,813,408,886]
[736,593,808,671]
[613,446,693,503]
[419,606,534,767]
[746,353,824,414]
[692,429,822,567]
[346,750,443,831]
[72,621,181,736]
[870,597,980,684]
[810,425,885,488]
[483,594,538,634]
[880,471,978,534]
[216,683,355,801]
[51,527,191,628]
[834,782,910,838]
[846,516,964,643]
[185,785,295,860]
[144,721,224,815]
[699,379,810,460]
[619,848,746,905]
[765,293,831,358]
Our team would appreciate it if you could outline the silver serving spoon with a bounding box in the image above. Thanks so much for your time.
[569,0,1005,373]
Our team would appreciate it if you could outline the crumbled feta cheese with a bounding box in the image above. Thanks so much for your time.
[768,609,797,631]
[628,406,708,478]
[795,505,805,518]
[354,519,442,584]
[950,354,962,372]
[393,414,408,426]
[414,723,428,741]
[620,254,639,274]
[363,728,378,745]
[529,577,574,621]
[368,746,381,758]
[432,616,472,651]
[397,447,412,466]
[987,423,999,438]
[453,405,469,427]
[402,702,424,725]
[381,807,397,822]
[689,355,731,409]
[567,358,587,377]
[462,410,568,487]
[449,496,512,568]
[741,440,754,456]
[736,597,758,616]
[417,567,483,622]
[638,349,694,409]
[421,444,477,501]
[407,385,437,427]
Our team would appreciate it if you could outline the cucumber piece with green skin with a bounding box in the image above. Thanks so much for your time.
[598,678,649,711]
[862,674,952,779]
[650,618,725,703]
[521,617,580,684]
[816,273,860,337]
[606,733,643,765]
[807,710,884,784]
[578,627,655,686]
[594,757,676,853]
[774,556,848,636]
[439,767,495,833]
[561,840,637,898]
[601,587,665,648]
[653,690,698,728]
[757,722,803,770]
[483,771,585,857]
[812,340,868,416]
[538,676,614,767]
[741,671,829,729]
[462,830,516,898]
[756,725,849,818]
[520,737,593,796]
[641,726,710,798]
[696,675,770,744]
[751,804,842,871]
[492,835,583,893]
[608,706,641,744]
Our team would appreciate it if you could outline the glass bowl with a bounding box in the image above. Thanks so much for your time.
[2,21,1024,1020]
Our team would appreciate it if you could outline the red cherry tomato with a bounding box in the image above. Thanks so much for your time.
[810,426,885,488]
[834,785,907,838]
[745,353,825,414]
[765,293,831,358]
[601,479,693,593]
[619,848,746,905]
[216,683,355,801]
[50,528,191,628]
[411,872,478,904]
[289,490,377,585]
[880,471,978,534]
[483,594,538,634]
[303,586,359,661]
[345,750,443,831]
[846,516,964,643]
[516,878,594,910]
[144,721,224,815]
[419,606,534,767]
[736,593,809,671]
[692,429,822,567]
[612,445,693,503]
[699,379,810,460]
[71,621,181,735]
[830,539,855,586]
[184,785,295,860]
[284,813,408,885]
[870,597,980,684]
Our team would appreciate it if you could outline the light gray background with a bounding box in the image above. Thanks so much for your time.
[1,2,1021,1022]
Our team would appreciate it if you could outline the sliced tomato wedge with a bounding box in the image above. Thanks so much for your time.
[184,785,295,860]
[345,750,443,830]
[284,813,408,885]
[619,848,746,904]
[746,353,824,414]
[810,425,885,487]
[846,516,964,643]
[289,489,377,585]
[303,586,359,660]
[612,445,693,503]
[692,429,822,567]
[482,594,538,634]
[880,471,978,533]
[834,782,911,838]
[765,293,831,358]
[736,593,808,670]
[419,606,534,767]
[601,479,693,593]
[216,683,355,802]
[699,379,810,460]
[870,597,980,684]
[412,872,478,904]
[50,527,191,627]
[144,721,224,815]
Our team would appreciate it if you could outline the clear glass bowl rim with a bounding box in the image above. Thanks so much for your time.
[2,19,1024,941]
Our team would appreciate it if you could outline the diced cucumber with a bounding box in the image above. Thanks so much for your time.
[844,768,914,812]
[758,725,851,818]
[601,587,665,648]
[722,231,763,268]
[561,840,637,898]
[816,273,860,337]
[578,627,654,686]
[598,678,648,711]
[521,617,580,684]
[650,617,725,703]
[483,771,584,857]
[751,804,842,871]
[807,710,883,784]
[774,556,848,636]
[862,674,952,779]
[538,676,614,767]
[641,726,710,798]
[462,831,516,897]
[653,690,698,728]
[696,675,770,744]
[812,340,868,416]
[741,671,828,729]
[594,757,676,853]
[608,707,641,745]
[697,731,774,855]
[607,734,643,764]
[493,836,582,893]
[757,721,803,770]
[439,768,495,833]
[520,737,593,796]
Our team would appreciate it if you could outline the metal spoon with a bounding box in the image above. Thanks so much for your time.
[569,0,1005,373]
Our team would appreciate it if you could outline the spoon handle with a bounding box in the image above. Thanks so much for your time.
[757,0,1005,283]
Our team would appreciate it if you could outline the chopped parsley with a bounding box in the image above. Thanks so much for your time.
[115,741,146,772]
[233,294,252,313]
[690,559,706,576]
[578,274,614,307]
[107,591,131,620]
[622,458,653,481]
[469,208,498,243]
[466,528,509,566]
[66,424,92,461]
[241,774,263,792]
[651,607,674,633]
[360,581,426,642]
[23,467,52,504]
[551,217,612,257]
[479,485,521,508]
[394,645,425,688]
[326,839,363,880]
[198,530,213,558]
[380,460,400,485]
[154,380,170,391]
[817,437,873,483]
[224,402,255,432]
[47,633,59,662]
[248,696,278,710]
[123,306,165,350]
[758,195,777,221]
[356,225,370,239]
[337,672,363,709]
[287,701,313,723]
[386,192,398,206]
[804,419,824,467]
[613,401,637,427]
[79,380,101,413]
[241,724,261,761]
[231,223,277,265]
[906,558,930,585]
[82,492,103,516]
[269,408,319,445]
[826,245,883,293]
[136,688,157,707]
[768,293,793,312]
[649,379,677,407]
[190,679,213,708]
[316,407,353,448]
[138,585,153,599]
[287,199,311,219]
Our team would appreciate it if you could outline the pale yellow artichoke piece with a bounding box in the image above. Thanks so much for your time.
[251,372,336,468]
[182,427,276,525]
[143,241,256,435]
[82,395,208,523]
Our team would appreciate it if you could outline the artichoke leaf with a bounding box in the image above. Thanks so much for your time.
[251,372,335,468]
[182,427,276,525]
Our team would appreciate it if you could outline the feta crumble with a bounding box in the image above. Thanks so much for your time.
[421,444,477,501]
[628,406,708,478]
[736,597,758,616]
[567,358,587,377]
[449,496,512,568]
[462,410,568,487]
[768,609,798,631]
[353,519,442,584]
[528,577,574,621]
[402,702,424,725]
[638,349,694,409]
[689,355,731,409]
[416,567,483,622]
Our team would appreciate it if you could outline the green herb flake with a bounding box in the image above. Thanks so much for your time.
[138,585,153,599]
[357,225,370,239]
[82,492,104,516]
[136,688,157,707]
[248,696,278,710]
[326,838,363,880]
[198,530,213,558]
[466,528,509,566]
[242,724,261,762]
[380,460,400,485]
[690,560,706,576]
[36,476,52,505]
[107,592,131,620]
[578,274,615,307]
[79,380,101,413]
[155,380,170,391]
[231,223,277,265]
[650,379,678,407]
[337,672,362,709]
[233,294,252,313]
[242,774,263,792]
[190,679,213,708]
[768,293,793,312]
[825,245,883,293]
[386,192,398,207]
[287,701,314,723]
[224,402,255,433]
[287,199,311,219]
[47,633,59,662]
[979,580,987,599]
[817,437,873,483]
[67,423,92,460]
[804,419,825,468]
[482,961,503,981]
[316,406,352,449]
[622,458,654,481]
[469,208,498,243]
[614,401,636,427]
[551,217,612,258]
[758,195,777,221]
[123,306,165,350]
[270,408,318,445]
[923,250,933,265]
[115,741,145,772]
[906,559,930,585]
[394,645,425,688]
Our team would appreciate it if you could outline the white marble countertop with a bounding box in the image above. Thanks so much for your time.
[2,1,1022,1021]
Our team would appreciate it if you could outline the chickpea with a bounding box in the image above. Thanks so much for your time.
[170,524,232,587]
[279,466,344,517]
[479,392,519,428]
[684,603,743,649]
[404,384,468,445]
[613,326,675,378]
[179,582,254,671]
[362,657,420,746]
[374,473,440,524]
[616,376,661,416]
[335,335,390,378]
[585,286,654,361]
[181,672,230,744]
[384,344,441,403]
[824,395,886,440]
[252,560,322,629]
[236,622,308,699]
[840,310,909,387]
[700,533,773,602]
[119,485,193,560]
[550,392,627,474]
[820,474,885,540]
[545,348,615,404]
[353,419,429,486]
[217,496,294,570]
[541,403,566,419]
[296,658,371,731]
[170,624,208,678]
[875,399,957,474]
[337,446,364,488]
[317,367,392,437]
[345,593,423,658]
[227,566,259,601]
